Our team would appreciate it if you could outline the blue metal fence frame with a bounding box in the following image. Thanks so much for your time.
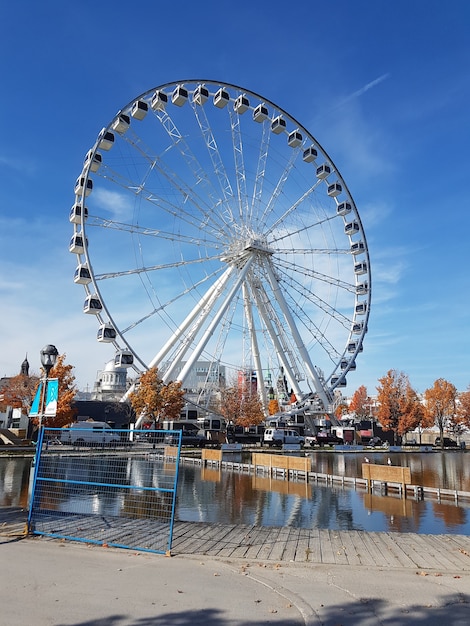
[28,427,182,555]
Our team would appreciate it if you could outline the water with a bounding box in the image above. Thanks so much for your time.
[2,451,470,535]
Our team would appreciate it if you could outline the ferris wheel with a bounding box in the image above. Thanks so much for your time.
[69,80,371,411]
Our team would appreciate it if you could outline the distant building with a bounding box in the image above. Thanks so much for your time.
[91,360,130,401]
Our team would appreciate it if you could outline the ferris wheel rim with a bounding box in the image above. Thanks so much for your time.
[70,79,371,402]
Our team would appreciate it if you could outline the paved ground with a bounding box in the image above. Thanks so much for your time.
[2,507,470,625]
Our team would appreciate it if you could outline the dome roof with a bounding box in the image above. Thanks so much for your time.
[103,359,126,374]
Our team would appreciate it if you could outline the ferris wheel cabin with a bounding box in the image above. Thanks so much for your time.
[193,84,209,105]
[114,350,134,367]
[337,202,352,216]
[214,88,230,108]
[234,94,249,114]
[74,264,91,285]
[316,164,331,179]
[69,204,88,224]
[69,233,87,254]
[327,182,342,197]
[172,85,188,106]
[288,130,303,148]
[131,100,148,120]
[356,282,369,295]
[97,324,117,343]
[98,129,114,151]
[74,176,93,197]
[253,103,268,122]
[83,294,102,314]
[271,115,286,134]
[83,150,102,173]
[303,146,318,162]
[345,221,360,236]
[351,241,365,255]
[151,90,168,111]
[341,359,356,371]
[112,114,130,135]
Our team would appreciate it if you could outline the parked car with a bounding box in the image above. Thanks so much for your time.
[164,429,206,448]
[434,437,458,448]
[304,431,343,447]
[263,428,304,447]
[62,422,121,446]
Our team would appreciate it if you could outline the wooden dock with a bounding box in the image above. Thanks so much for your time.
[2,507,470,572]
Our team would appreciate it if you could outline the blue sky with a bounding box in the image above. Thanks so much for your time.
[1,0,469,398]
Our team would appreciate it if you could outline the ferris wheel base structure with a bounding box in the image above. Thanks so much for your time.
[69,80,370,417]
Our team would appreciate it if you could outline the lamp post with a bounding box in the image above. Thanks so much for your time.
[38,344,59,429]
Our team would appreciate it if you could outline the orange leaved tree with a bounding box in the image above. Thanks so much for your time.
[424,378,457,448]
[129,367,185,427]
[0,373,40,414]
[219,385,264,427]
[349,385,371,419]
[457,385,470,429]
[376,370,420,445]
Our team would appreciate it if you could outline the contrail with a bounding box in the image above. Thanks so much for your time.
[340,73,390,105]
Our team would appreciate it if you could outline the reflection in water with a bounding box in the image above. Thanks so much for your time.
[2,452,470,534]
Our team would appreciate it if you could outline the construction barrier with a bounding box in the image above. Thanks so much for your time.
[28,427,182,554]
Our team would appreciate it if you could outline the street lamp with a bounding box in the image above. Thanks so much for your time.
[38,344,59,430]
[40,344,59,378]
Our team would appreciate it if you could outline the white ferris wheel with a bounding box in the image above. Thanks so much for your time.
[69,80,371,412]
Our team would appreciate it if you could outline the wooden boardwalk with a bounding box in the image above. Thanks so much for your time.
[2,506,470,572]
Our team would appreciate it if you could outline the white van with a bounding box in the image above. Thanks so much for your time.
[263,428,304,447]
[63,422,121,446]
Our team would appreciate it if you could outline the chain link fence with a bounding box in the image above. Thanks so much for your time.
[28,426,182,554]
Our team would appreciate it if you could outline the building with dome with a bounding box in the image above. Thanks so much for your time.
[91,360,130,402]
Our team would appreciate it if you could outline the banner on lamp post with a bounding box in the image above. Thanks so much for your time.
[29,383,43,417]
[44,378,59,417]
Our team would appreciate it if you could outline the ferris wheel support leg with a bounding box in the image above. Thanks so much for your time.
[176,257,255,386]
[149,266,233,373]
[264,262,332,409]
[242,283,267,411]
[250,285,303,400]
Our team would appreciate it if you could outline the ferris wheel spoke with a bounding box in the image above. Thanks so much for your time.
[264,178,324,236]
[228,108,249,224]
[98,159,228,238]
[250,120,271,229]
[88,216,222,251]
[258,145,300,230]
[120,265,228,335]
[269,211,339,244]
[120,127,230,236]
[274,256,357,293]
[190,101,235,213]
[94,253,223,281]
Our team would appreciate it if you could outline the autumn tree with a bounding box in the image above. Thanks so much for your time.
[456,386,470,438]
[43,354,78,428]
[219,385,264,427]
[268,399,280,416]
[376,370,411,444]
[0,372,40,413]
[424,378,458,448]
[398,383,431,440]
[129,367,185,426]
[348,385,371,419]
